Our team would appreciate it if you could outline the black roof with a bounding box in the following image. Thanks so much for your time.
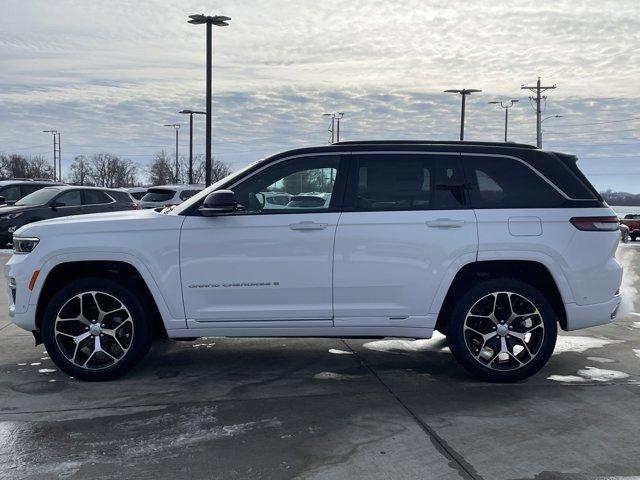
[333,140,538,149]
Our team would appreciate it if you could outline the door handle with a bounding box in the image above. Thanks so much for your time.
[289,221,328,231]
[426,218,465,228]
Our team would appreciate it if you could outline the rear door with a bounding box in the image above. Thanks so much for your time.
[82,189,116,214]
[332,152,478,329]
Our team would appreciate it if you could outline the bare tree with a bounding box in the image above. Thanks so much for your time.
[87,153,138,188]
[0,154,54,179]
[148,150,176,185]
[66,155,93,185]
[188,155,232,184]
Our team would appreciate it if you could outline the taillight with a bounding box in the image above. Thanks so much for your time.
[164,203,176,208]
[132,203,139,210]
[570,216,620,231]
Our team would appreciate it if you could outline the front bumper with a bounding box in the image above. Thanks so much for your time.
[564,293,622,331]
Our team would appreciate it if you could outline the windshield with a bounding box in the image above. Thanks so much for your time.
[141,188,176,202]
[15,188,61,206]
[172,160,263,215]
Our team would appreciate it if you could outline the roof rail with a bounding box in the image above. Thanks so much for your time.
[9,177,58,182]
[332,140,538,149]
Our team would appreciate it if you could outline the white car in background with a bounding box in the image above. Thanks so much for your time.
[139,184,204,209]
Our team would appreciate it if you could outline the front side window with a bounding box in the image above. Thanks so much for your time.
[230,155,342,214]
[0,185,21,202]
[464,156,565,208]
[55,190,82,207]
[348,154,466,211]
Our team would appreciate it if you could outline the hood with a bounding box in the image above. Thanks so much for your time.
[15,208,183,239]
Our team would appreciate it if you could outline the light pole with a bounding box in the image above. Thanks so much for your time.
[188,13,231,187]
[323,112,344,143]
[444,89,482,141]
[42,130,60,180]
[164,124,180,182]
[179,109,206,184]
[488,99,519,142]
[540,115,562,149]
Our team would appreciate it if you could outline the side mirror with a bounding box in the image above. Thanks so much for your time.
[199,190,237,217]
[50,201,63,209]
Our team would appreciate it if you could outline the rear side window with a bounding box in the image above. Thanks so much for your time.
[21,184,43,197]
[142,188,175,202]
[464,156,565,209]
[179,189,201,201]
[0,185,21,202]
[83,190,112,205]
[349,154,466,211]
[108,191,133,202]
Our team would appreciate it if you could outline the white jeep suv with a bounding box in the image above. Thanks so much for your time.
[5,141,622,382]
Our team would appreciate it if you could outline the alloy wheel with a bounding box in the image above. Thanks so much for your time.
[54,291,134,370]
[463,291,545,371]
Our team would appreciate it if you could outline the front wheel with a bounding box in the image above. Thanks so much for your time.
[42,277,153,381]
[446,278,557,383]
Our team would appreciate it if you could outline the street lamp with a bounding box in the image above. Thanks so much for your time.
[540,115,563,149]
[188,13,231,187]
[179,109,206,184]
[163,124,180,182]
[488,99,519,142]
[42,130,60,181]
[323,112,344,143]
[444,88,482,141]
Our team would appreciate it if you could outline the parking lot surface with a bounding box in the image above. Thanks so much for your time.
[1,246,640,480]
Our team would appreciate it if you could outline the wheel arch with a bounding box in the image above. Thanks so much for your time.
[35,260,168,339]
[435,260,567,334]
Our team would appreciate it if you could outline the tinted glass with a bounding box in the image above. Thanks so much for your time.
[15,188,61,206]
[56,190,82,206]
[0,185,20,202]
[351,154,466,211]
[107,191,132,202]
[83,190,112,205]
[464,156,565,208]
[179,189,201,201]
[21,184,43,196]
[142,189,175,202]
[231,155,341,214]
[130,191,146,200]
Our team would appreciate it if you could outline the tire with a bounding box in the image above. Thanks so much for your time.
[42,277,153,381]
[631,234,637,242]
[446,278,557,383]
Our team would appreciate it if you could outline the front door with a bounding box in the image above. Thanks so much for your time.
[180,154,347,323]
[332,152,478,328]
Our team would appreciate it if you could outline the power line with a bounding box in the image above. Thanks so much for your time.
[521,77,557,148]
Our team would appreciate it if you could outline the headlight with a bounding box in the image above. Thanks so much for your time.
[13,237,39,254]
[0,212,22,220]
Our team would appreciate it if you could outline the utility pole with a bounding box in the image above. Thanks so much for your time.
[179,109,206,184]
[521,77,557,148]
[164,124,180,182]
[444,89,482,140]
[42,130,58,180]
[188,14,231,187]
[323,112,344,143]
[488,100,519,142]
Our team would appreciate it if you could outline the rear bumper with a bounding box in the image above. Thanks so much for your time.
[564,293,622,331]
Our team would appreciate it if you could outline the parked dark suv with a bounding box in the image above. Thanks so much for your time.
[0,179,64,206]
[0,186,137,245]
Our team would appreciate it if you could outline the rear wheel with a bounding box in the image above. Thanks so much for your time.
[631,234,637,242]
[42,277,153,381]
[447,278,557,382]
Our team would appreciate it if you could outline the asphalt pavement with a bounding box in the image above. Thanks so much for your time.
[1,246,639,480]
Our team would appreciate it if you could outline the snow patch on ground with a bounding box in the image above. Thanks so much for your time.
[38,368,56,374]
[586,357,615,364]
[313,371,360,380]
[633,349,640,360]
[553,336,622,355]
[618,247,639,316]
[363,331,449,355]
[632,322,640,329]
[548,366,630,383]
[328,348,353,355]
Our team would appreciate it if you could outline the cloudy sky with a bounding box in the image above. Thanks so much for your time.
[1,0,639,191]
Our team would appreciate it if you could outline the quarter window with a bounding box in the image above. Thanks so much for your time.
[231,155,342,214]
[464,156,565,208]
[349,154,466,211]
[83,190,112,205]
